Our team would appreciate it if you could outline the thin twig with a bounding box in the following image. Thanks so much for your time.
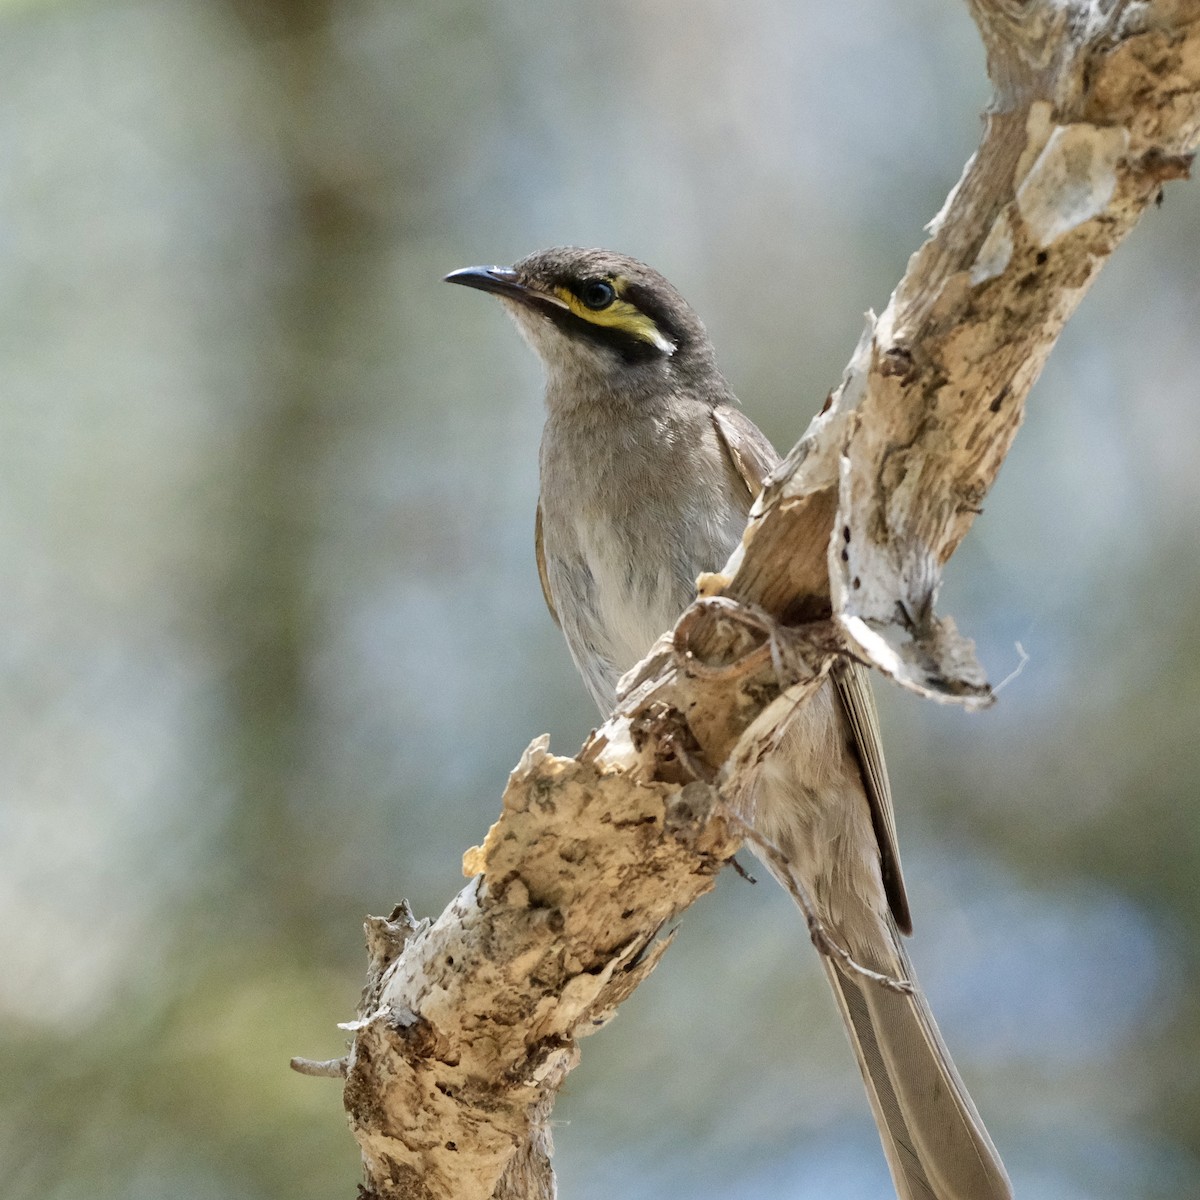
[992,641,1030,695]
[290,1055,348,1078]
[728,855,758,884]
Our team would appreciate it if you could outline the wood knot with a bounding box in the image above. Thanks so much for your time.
[673,596,772,676]
[664,781,720,838]
[1136,148,1193,185]
[629,701,710,785]
[879,343,918,385]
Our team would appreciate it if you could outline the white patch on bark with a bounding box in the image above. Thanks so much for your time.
[970,212,1014,284]
[1016,121,1130,247]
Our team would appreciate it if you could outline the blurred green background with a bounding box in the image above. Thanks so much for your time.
[3,1,1199,1197]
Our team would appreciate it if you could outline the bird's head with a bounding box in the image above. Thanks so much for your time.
[445,247,722,402]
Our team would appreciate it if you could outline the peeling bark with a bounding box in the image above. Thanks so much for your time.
[342,744,736,1200]
[296,3,1200,1196]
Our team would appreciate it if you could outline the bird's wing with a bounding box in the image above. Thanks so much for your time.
[711,403,912,935]
[534,502,561,628]
[830,660,911,934]
[711,403,780,504]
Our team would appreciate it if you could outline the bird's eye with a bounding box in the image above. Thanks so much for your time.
[578,279,616,310]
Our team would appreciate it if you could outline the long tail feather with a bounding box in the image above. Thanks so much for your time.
[749,688,1012,1199]
[823,926,1012,1200]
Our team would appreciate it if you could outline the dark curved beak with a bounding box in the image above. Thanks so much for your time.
[443,265,567,313]
[443,265,525,300]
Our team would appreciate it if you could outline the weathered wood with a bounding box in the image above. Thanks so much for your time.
[306,4,1200,1196]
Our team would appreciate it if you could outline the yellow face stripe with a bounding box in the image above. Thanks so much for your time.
[552,277,676,354]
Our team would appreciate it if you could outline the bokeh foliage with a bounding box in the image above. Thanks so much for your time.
[3,1,1199,1197]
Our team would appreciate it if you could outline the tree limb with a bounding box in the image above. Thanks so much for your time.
[298,3,1200,1197]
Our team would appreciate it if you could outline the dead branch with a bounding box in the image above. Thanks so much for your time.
[298,3,1200,1197]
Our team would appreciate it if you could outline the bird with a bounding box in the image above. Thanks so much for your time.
[445,247,1012,1200]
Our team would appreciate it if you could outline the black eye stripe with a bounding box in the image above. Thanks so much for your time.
[544,306,664,364]
[620,281,684,350]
